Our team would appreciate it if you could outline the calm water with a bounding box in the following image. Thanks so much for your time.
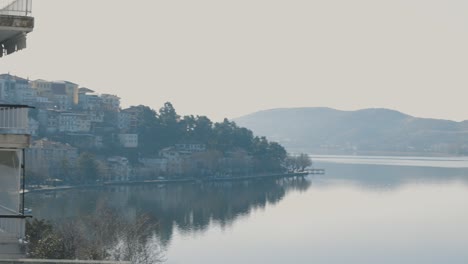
[28,156,468,264]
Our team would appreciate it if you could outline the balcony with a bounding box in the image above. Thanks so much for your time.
[0,105,31,149]
[0,105,29,134]
[0,201,25,247]
[0,0,33,57]
[0,146,25,258]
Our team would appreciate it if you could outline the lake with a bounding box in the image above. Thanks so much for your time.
[28,156,468,264]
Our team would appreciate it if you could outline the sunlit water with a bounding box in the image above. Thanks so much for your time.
[28,156,468,264]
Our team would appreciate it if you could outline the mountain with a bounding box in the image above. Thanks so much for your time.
[235,107,468,155]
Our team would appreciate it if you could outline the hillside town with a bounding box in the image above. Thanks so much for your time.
[0,74,139,182]
[0,74,206,183]
[1,73,296,186]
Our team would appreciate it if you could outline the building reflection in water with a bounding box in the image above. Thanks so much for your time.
[28,177,312,246]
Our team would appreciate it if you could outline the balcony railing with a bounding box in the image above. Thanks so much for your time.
[0,105,30,134]
[0,201,25,239]
[0,0,32,16]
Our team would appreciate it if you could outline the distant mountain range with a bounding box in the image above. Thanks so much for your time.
[235,107,468,156]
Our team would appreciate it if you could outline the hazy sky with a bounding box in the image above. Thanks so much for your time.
[1,0,468,121]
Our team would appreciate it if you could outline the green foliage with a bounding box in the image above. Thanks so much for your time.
[94,102,289,175]
[284,153,312,172]
[132,103,286,172]
[26,210,165,263]
[251,137,287,173]
[77,152,100,183]
[26,219,71,259]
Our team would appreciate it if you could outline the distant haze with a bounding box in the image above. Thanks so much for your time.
[235,107,468,155]
[1,0,468,121]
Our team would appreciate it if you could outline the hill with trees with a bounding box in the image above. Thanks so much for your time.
[235,107,468,156]
[106,102,288,174]
[32,102,310,184]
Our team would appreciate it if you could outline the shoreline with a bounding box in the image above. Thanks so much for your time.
[25,172,313,194]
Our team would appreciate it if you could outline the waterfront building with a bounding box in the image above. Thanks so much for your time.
[25,139,78,180]
[138,157,168,176]
[106,156,131,182]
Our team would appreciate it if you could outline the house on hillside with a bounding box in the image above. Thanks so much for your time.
[175,143,206,154]
[25,139,78,181]
[106,156,131,182]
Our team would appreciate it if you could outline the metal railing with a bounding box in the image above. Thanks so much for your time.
[0,0,32,16]
[0,105,29,133]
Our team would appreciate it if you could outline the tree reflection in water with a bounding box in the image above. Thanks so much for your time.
[28,177,312,247]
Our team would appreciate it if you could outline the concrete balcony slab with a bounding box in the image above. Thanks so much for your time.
[0,134,29,149]
[0,14,33,56]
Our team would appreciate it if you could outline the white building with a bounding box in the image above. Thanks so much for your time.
[159,147,180,160]
[0,74,36,105]
[58,112,91,133]
[101,94,120,112]
[140,157,168,172]
[175,143,207,154]
[78,88,102,111]
[31,79,79,110]
[106,156,131,182]
[25,139,78,179]
[88,111,104,123]
[118,133,138,148]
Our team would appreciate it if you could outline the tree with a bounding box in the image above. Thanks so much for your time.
[77,152,100,183]
[283,153,312,172]
[26,210,166,263]
[251,137,287,173]
[284,155,299,172]
[159,102,179,125]
[180,115,213,143]
[296,153,312,171]
[157,102,184,149]
[26,219,71,259]
[134,105,161,155]
[59,158,75,183]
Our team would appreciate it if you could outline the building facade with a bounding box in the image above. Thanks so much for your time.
[25,139,78,180]
[118,133,138,148]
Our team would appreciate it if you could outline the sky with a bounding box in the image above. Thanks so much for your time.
[1,0,468,121]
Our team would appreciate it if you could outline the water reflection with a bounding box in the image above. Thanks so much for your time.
[26,160,468,264]
[312,162,468,190]
[27,177,311,246]
[28,162,468,245]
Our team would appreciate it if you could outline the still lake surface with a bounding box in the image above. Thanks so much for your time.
[28,156,468,263]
